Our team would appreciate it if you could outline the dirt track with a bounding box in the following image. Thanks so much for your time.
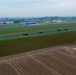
[0,43,76,75]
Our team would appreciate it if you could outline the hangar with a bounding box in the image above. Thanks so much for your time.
[24,22,36,25]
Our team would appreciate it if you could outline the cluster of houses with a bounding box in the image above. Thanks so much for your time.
[0,21,37,26]
[0,16,76,25]
[0,20,64,26]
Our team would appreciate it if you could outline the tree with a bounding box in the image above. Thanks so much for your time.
[13,20,19,23]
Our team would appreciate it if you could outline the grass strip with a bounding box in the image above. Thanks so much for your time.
[0,31,76,57]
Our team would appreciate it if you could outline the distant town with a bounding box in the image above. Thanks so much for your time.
[0,16,76,25]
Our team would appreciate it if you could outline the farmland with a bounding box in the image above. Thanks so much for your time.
[0,23,76,57]
[0,23,76,75]
[0,23,76,35]
[0,43,76,75]
[0,31,76,57]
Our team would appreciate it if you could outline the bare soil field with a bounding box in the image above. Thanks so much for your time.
[0,43,76,75]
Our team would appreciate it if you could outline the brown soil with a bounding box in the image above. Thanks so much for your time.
[0,43,76,75]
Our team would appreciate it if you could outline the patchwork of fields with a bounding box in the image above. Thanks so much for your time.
[0,23,76,75]
[0,31,76,57]
[0,23,76,35]
[0,23,76,57]
[0,43,76,75]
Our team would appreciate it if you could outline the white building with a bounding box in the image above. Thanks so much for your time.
[52,20,63,23]
[6,21,13,24]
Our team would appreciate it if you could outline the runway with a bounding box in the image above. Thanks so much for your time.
[0,27,76,39]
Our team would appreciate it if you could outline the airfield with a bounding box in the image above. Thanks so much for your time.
[0,23,76,57]
[0,23,76,40]
[0,23,76,36]
[0,23,76,75]
[0,43,76,75]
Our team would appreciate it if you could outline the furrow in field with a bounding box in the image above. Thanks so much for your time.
[35,53,76,75]
[53,51,76,66]
[11,56,60,75]
[0,63,18,75]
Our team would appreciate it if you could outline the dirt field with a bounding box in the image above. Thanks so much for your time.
[0,43,76,75]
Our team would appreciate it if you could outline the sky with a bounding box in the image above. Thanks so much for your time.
[0,0,76,17]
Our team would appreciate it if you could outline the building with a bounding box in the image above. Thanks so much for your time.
[23,22,37,26]
[6,21,13,24]
[52,20,63,23]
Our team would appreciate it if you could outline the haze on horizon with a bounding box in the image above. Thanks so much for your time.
[0,0,76,17]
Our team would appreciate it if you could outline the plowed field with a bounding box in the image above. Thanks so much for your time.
[0,43,76,75]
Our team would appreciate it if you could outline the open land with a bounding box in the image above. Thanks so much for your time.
[0,43,76,75]
[0,31,76,57]
[0,27,76,39]
[0,23,76,36]
[0,23,76,75]
[0,23,76,41]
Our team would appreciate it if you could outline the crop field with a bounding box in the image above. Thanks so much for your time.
[0,23,22,27]
[0,43,76,75]
[0,31,76,57]
[0,23,76,35]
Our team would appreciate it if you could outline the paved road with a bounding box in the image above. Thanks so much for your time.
[0,28,76,39]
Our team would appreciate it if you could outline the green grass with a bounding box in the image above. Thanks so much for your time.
[0,31,76,57]
[2,23,22,27]
[0,23,76,35]
[0,29,76,42]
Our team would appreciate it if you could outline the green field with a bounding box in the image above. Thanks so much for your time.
[0,23,76,35]
[0,23,76,57]
[0,31,76,57]
[0,23,22,27]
